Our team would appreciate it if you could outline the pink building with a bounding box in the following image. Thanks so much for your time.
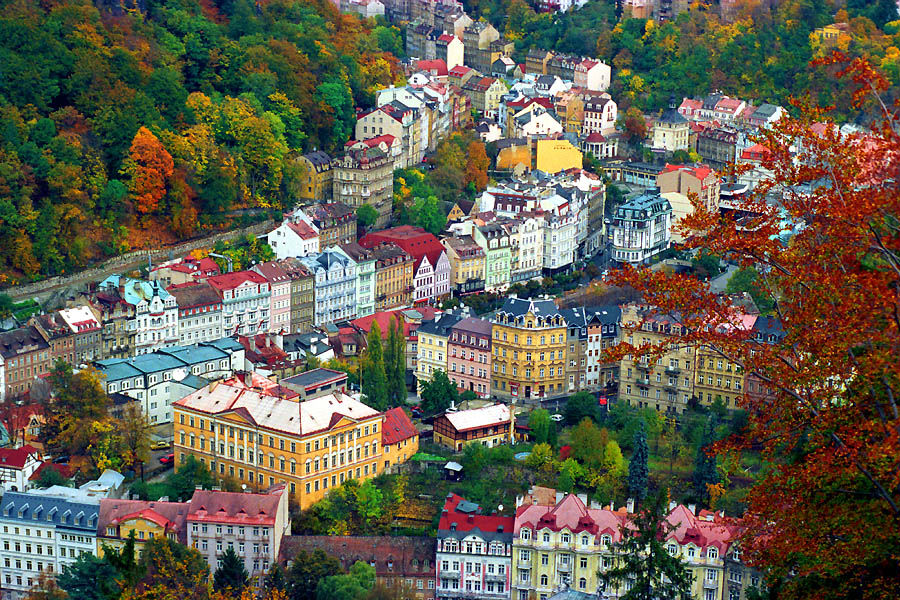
[253,261,292,334]
[447,317,492,398]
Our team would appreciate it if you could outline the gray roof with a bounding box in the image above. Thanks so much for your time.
[585,305,621,327]
[616,192,672,219]
[658,106,688,124]
[754,103,780,118]
[495,297,563,320]
[417,311,464,337]
[1,490,100,533]
[0,326,50,359]
[281,368,346,389]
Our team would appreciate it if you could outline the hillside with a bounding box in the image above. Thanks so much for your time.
[0,0,404,285]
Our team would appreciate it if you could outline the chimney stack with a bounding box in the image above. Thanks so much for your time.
[688,503,697,515]
[626,498,635,514]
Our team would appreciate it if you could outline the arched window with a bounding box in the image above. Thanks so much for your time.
[521,529,531,541]
[581,535,590,546]
[540,575,548,587]
[707,547,719,559]
[579,578,586,590]
[601,534,612,546]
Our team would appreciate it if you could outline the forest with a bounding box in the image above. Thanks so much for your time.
[0,0,404,283]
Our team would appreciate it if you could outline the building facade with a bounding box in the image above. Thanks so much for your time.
[252,261,293,334]
[416,311,464,394]
[338,243,377,318]
[168,283,225,345]
[491,297,567,401]
[447,317,492,399]
[97,277,179,355]
[371,244,415,311]
[298,151,334,203]
[442,236,486,296]
[433,404,513,451]
[585,306,621,389]
[300,250,358,327]
[281,259,316,334]
[0,327,52,401]
[473,223,511,293]
[332,145,394,228]
[206,271,272,336]
[610,192,672,266]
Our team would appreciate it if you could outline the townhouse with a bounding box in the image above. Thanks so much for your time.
[585,306,621,389]
[280,258,316,334]
[252,261,293,334]
[167,282,224,345]
[149,255,221,287]
[436,494,513,600]
[97,498,188,557]
[447,317,492,399]
[359,226,451,305]
[609,191,672,266]
[0,327,52,402]
[0,446,42,493]
[370,243,415,311]
[381,407,420,472]
[332,143,394,228]
[337,243,377,318]
[472,222,511,293]
[266,219,320,260]
[30,306,102,366]
[297,151,334,203]
[442,235,486,296]
[416,310,465,393]
[206,271,271,336]
[95,276,179,355]
[299,249,358,327]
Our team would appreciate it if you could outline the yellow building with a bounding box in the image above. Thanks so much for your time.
[381,407,420,471]
[554,91,584,135]
[172,373,393,510]
[693,315,756,409]
[432,403,513,451]
[97,499,187,558]
[618,304,696,415]
[298,151,334,202]
[491,297,567,401]
[442,235,486,295]
[496,139,532,172]
[535,139,582,174]
[371,243,415,310]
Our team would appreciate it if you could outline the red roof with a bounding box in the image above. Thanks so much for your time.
[715,97,744,111]
[740,143,772,160]
[206,270,268,292]
[359,226,445,263]
[439,493,514,535]
[187,488,284,526]
[449,65,471,76]
[29,461,74,482]
[584,132,607,143]
[437,33,456,43]
[662,163,714,182]
[381,407,418,446]
[288,220,318,240]
[0,445,40,469]
[348,134,398,150]
[415,59,448,77]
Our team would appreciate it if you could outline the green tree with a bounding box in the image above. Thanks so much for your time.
[57,554,120,600]
[692,417,720,505]
[104,531,144,591]
[361,322,389,410]
[725,266,775,313]
[0,293,13,319]
[265,564,288,593]
[384,317,407,407]
[628,420,649,504]
[571,417,605,469]
[213,547,249,593]
[558,458,583,493]
[601,489,693,599]
[357,204,379,229]
[166,455,217,501]
[34,466,70,488]
[316,561,376,600]
[137,537,209,597]
[528,408,552,445]
[565,391,597,425]
[287,549,343,600]
[411,195,446,235]
[355,480,385,527]
[420,370,458,415]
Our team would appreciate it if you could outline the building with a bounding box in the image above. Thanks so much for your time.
[554,91,584,135]
[535,139,582,175]
[279,536,435,599]
[359,226,451,305]
[618,304,695,415]
[461,77,507,117]
[94,338,244,425]
[371,244,415,311]
[266,219,320,260]
[96,276,179,355]
[381,407,419,471]
[206,271,272,336]
[186,486,290,579]
[447,317,492,399]
[296,203,357,249]
[172,374,388,509]
[657,164,720,211]
[0,445,42,493]
[609,191,672,266]
[0,327,52,401]
[496,138,532,172]
[0,488,101,600]
[581,93,617,136]
[300,249,358,327]
[97,498,188,556]
[442,235,485,296]
[560,308,588,394]
[251,261,293,334]
[585,306,621,389]
[332,144,394,228]
[281,258,316,334]
[297,151,334,203]
[84,284,136,360]
[436,493,513,600]
[512,492,627,600]
[416,311,465,393]
[581,132,619,159]
[652,99,691,152]
[505,216,544,285]
[573,59,611,92]
[338,243,376,318]
[280,368,349,401]
[437,34,465,70]
[696,128,738,169]
[168,282,225,345]
[694,315,756,409]
[433,403,514,451]
[30,306,102,366]
[473,223,511,293]
[150,256,221,287]
[491,297,567,401]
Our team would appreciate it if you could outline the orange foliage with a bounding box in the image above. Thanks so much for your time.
[126,126,174,215]
[464,141,490,191]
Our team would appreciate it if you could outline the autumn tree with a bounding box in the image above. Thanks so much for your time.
[464,141,490,191]
[118,403,151,470]
[122,127,174,216]
[605,56,900,598]
[622,107,647,145]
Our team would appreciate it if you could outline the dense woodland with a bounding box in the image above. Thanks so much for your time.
[0,0,404,283]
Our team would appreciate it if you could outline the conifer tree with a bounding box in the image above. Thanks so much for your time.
[361,322,388,410]
[213,547,249,593]
[628,419,649,504]
[385,317,407,406]
[692,416,719,505]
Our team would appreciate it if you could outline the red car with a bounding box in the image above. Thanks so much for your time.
[159,453,175,466]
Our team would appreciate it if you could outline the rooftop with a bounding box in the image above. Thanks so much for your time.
[442,403,510,433]
[381,407,418,446]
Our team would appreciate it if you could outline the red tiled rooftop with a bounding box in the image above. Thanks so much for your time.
[382,407,418,446]
[439,493,514,535]
[0,445,40,469]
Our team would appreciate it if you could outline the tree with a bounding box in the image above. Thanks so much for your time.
[464,141,490,191]
[658,416,685,476]
[136,537,209,598]
[601,489,693,599]
[287,550,343,600]
[725,266,775,313]
[571,418,605,469]
[58,554,121,600]
[411,195,446,235]
[34,466,70,488]
[104,532,144,591]
[214,547,250,593]
[122,127,174,216]
[420,370,458,416]
[118,403,151,470]
[357,204,379,229]
[316,561,375,600]
[528,408,553,445]
[384,317,406,406]
[361,322,388,410]
[565,391,597,425]
[622,107,647,144]
[25,571,67,600]
[0,293,13,319]
[691,417,719,505]
[166,455,217,501]
[355,480,385,527]
[628,420,649,504]
[605,57,900,597]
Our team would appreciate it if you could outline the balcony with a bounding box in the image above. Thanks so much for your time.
[665,366,681,375]
[703,579,719,590]
[556,562,571,572]
[484,572,506,582]
[635,378,650,386]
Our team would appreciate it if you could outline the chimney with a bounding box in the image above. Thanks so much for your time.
[688,503,697,515]
[626,498,635,514]
[467,514,474,523]
[265,336,271,348]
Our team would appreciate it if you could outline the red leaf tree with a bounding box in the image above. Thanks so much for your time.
[605,55,900,599]
[124,126,174,216]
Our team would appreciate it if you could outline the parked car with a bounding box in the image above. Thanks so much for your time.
[150,439,171,451]
[159,453,175,466]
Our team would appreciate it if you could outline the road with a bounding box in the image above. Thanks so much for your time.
[708,264,738,293]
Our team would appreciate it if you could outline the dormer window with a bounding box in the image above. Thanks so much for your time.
[707,548,719,560]
[521,529,530,541]
[601,534,612,546]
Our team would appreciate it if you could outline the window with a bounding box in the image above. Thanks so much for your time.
[708,548,719,559]
[540,575,548,587]
[542,533,550,543]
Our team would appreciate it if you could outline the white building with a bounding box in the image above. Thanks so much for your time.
[541,209,577,275]
[267,219,320,260]
[300,249,358,326]
[0,446,42,493]
[168,282,225,345]
[574,59,611,92]
[97,276,179,355]
[206,271,272,336]
[610,191,673,265]
[504,216,544,284]
[436,493,513,600]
